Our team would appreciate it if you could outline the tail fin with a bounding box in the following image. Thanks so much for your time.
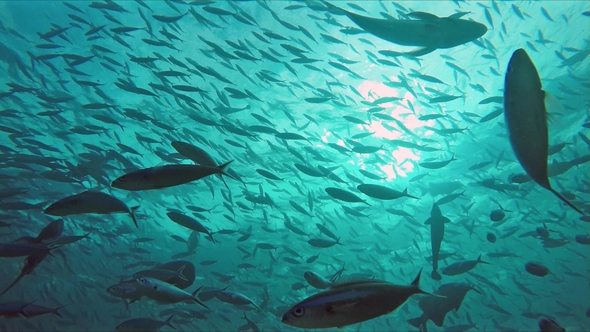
[408,316,426,328]
[216,160,235,190]
[431,270,442,281]
[477,254,490,265]
[548,187,585,215]
[191,286,209,310]
[165,314,177,330]
[129,206,139,228]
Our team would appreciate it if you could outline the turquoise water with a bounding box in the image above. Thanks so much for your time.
[0,1,589,331]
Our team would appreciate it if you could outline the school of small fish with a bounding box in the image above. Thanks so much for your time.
[0,1,589,331]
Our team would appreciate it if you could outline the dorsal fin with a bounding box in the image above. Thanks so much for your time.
[407,12,440,20]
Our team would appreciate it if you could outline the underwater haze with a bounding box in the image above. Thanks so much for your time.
[0,0,589,331]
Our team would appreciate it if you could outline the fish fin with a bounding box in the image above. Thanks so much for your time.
[477,254,491,265]
[129,206,139,228]
[165,314,177,330]
[407,316,426,328]
[448,12,469,19]
[548,187,585,215]
[544,91,565,126]
[191,286,210,310]
[424,218,432,225]
[52,305,66,318]
[405,46,436,57]
[408,11,440,20]
[176,265,188,281]
[411,268,423,287]
[431,270,442,280]
[19,299,38,318]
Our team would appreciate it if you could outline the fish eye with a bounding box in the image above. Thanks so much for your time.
[292,307,305,317]
[506,64,513,74]
[138,278,145,284]
[118,175,127,181]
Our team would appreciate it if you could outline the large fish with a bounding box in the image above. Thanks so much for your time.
[44,190,139,228]
[111,161,233,191]
[282,269,430,329]
[324,3,487,56]
[504,49,584,215]
[425,204,450,280]
[407,283,481,328]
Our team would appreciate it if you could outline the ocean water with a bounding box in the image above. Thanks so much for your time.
[0,1,589,331]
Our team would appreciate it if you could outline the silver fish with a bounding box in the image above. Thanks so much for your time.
[282,269,430,329]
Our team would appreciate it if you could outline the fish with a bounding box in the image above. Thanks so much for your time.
[324,4,487,56]
[408,283,481,328]
[357,184,418,200]
[425,204,450,280]
[525,262,551,277]
[111,162,234,191]
[325,187,371,205]
[116,314,176,332]
[503,49,584,215]
[538,318,565,332]
[442,255,490,276]
[44,190,139,228]
[282,269,431,328]
[133,277,208,309]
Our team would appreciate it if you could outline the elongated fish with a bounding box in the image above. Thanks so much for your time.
[324,3,487,56]
[111,162,233,191]
[282,269,430,328]
[425,204,450,280]
[44,190,139,228]
[504,49,584,215]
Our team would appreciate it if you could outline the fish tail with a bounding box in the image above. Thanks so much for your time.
[216,160,234,175]
[53,305,66,318]
[130,206,140,228]
[431,270,442,281]
[477,254,491,265]
[408,316,426,328]
[165,314,177,330]
[191,286,210,310]
[548,187,585,215]
[18,299,37,318]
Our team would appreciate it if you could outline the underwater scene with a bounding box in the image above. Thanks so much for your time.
[0,0,589,331]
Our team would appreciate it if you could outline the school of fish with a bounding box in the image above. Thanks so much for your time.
[0,1,589,331]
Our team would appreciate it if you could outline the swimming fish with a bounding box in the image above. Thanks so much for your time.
[112,162,233,191]
[425,204,450,280]
[44,190,139,228]
[324,3,487,56]
[503,49,584,215]
[282,269,430,329]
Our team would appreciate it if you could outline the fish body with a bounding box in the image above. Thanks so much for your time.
[303,271,332,289]
[326,4,487,56]
[44,190,139,227]
[112,162,233,191]
[504,49,583,215]
[283,270,428,328]
[442,255,489,276]
[525,262,550,277]
[116,314,176,332]
[357,184,418,200]
[134,277,208,309]
[425,204,450,280]
[216,291,260,310]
